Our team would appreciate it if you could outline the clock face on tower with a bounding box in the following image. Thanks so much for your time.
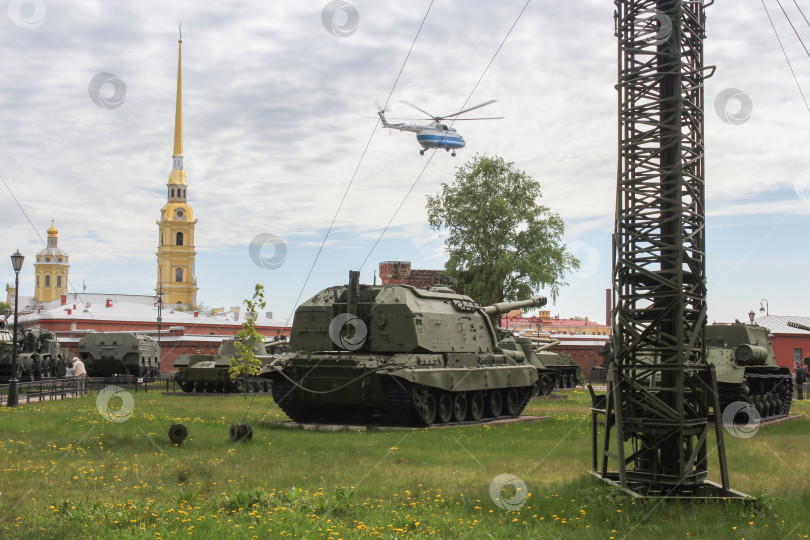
[175,208,185,220]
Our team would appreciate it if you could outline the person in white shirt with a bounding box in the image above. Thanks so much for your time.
[71,356,87,395]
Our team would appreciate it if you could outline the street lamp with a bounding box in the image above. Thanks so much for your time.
[759,299,769,316]
[748,310,756,324]
[156,285,164,374]
[8,250,24,407]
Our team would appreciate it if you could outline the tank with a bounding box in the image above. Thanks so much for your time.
[173,336,288,393]
[706,322,792,420]
[261,271,545,426]
[78,332,160,377]
[0,326,63,381]
[496,334,581,396]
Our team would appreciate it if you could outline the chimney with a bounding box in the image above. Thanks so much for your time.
[67,308,72,315]
[193,311,199,318]
[86,303,91,308]
[106,299,113,308]
[61,294,67,306]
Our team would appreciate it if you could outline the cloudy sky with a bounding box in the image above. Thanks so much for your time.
[1,0,809,325]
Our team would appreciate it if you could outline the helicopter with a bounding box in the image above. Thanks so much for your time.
[377,99,501,156]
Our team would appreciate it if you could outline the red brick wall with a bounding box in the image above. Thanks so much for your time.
[552,343,604,378]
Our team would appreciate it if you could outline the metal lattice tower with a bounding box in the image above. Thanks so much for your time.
[591,0,746,498]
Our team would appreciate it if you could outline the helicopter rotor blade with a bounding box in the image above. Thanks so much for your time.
[400,100,438,121]
[440,99,498,119]
[443,117,504,121]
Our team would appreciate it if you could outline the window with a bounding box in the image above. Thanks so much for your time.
[795,348,803,364]
[57,275,62,287]
[160,233,163,246]
[176,232,183,246]
[171,189,175,197]
[36,275,40,287]
[175,268,183,282]
[45,257,50,262]
[45,275,50,287]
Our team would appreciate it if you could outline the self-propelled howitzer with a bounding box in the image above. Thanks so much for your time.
[261,271,545,426]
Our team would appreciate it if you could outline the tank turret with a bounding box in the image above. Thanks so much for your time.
[263,271,540,426]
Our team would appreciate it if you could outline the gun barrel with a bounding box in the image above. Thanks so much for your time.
[482,296,547,316]
[788,321,810,332]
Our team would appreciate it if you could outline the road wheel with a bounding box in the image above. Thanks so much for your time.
[539,375,555,397]
[414,390,437,426]
[487,390,503,418]
[505,388,520,417]
[468,392,484,421]
[234,377,247,393]
[437,393,453,423]
[452,393,467,422]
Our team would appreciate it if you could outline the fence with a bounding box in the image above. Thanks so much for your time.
[0,376,176,405]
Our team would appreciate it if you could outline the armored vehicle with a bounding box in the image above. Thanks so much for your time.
[78,332,160,377]
[497,335,581,396]
[261,271,544,426]
[173,336,288,393]
[707,322,792,420]
[0,326,63,381]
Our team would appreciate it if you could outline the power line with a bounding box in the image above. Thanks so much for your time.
[777,0,810,58]
[360,0,533,269]
[762,0,810,114]
[283,0,435,325]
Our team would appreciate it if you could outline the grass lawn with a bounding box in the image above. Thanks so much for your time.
[0,387,808,539]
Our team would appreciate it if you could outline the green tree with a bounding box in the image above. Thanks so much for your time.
[229,285,266,382]
[0,301,10,314]
[426,154,579,306]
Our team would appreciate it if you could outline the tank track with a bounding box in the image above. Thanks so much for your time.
[176,377,271,394]
[717,371,793,421]
[382,377,534,427]
[270,377,316,423]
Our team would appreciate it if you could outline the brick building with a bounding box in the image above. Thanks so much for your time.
[379,261,443,289]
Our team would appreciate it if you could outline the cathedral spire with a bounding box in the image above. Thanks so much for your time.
[172,24,183,168]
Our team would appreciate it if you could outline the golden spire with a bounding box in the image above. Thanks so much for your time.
[47,219,58,237]
[173,24,183,158]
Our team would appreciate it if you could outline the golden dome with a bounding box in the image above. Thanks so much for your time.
[47,219,58,237]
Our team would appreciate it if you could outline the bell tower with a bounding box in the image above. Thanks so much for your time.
[156,26,198,307]
[34,220,70,303]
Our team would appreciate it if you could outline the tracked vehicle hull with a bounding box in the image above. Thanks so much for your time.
[267,353,536,426]
[174,338,286,394]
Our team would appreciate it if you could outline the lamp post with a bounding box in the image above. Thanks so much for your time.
[7,250,24,407]
[748,310,756,324]
[156,285,164,370]
[759,298,769,316]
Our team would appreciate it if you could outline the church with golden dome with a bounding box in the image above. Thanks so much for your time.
[33,220,70,303]
[156,27,198,307]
